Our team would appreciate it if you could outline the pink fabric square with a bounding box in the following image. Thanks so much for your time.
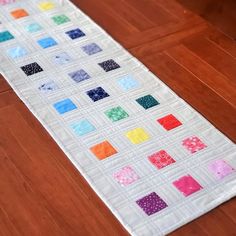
[182,136,207,153]
[0,0,15,5]
[208,160,234,180]
[173,175,203,197]
[148,150,175,169]
[113,166,139,186]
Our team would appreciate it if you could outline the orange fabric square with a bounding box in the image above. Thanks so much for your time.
[11,9,29,19]
[90,141,117,160]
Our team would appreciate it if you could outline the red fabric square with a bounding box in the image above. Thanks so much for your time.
[157,114,182,131]
[148,150,175,169]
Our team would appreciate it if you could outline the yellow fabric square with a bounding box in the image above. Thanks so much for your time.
[38,2,55,11]
[126,128,150,144]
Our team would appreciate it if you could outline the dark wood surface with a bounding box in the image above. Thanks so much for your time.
[0,0,235,235]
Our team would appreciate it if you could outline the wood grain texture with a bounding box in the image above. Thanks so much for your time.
[0,0,235,235]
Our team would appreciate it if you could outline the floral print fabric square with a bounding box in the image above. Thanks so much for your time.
[182,136,207,154]
[117,75,140,91]
[0,31,14,43]
[7,46,27,59]
[157,114,182,131]
[86,87,109,102]
[82,43,102,55]
[53,98,77,114]
[66,28,85,39]
[113,166,139,186]
[136,192,168,216]
[208,160,234,180]
[21,62,43,76]
[52,15,70,25]
[38,80,58,93]
[126,128,150,144]
[105,106,129,122]
[68,69,90,83]
[148,150,175,169]
[173,175,203,197]
[53,52,72,65]
[98,59,120,72]
[71,120,95,136]
[11,9,29,19]
[37,37,57,49]
[90,141,117,160]
[25,23,42,33]
[136,95,159,109]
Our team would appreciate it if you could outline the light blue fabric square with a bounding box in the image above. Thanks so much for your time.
[38,80,58,93]
[53,52,72,65]
[37,37,57,49]
[25,23,42,33]
[117,75,140,91]
[7,46,27,58]
[53,99,77,114]
[70,119,95,136]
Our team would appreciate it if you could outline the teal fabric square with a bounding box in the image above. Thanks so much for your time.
[7,46,27,58]
[136,95,159,109]
[37,37,57,49]
[117,75,140,91]
[71,120,95,136]
[53,99,77,114]
[0,31,14,43]
[25,23,42,33]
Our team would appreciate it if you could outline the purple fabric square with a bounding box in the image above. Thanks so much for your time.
[86,87,109,102]
[68,69,90,83]
[66,28,85,40]
[98,59,120,72]
[136,192,168,216]
[82,43,102,55]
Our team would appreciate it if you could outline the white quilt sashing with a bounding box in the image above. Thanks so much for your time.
[0,0,235,235]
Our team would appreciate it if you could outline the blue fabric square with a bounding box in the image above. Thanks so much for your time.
[37,37,57,49]
[53,99,77,114]
[38,80,58,93]
[0,31,14,43]
[98,59,120,72]
[86,87,109,102]
[82,43,102,55]
[66,28,85,40]
[53,52,72,65]
[25,23,42,33]
[117,75,140,91]
[71,120,95,136]
[68,69,90,83]
[7,46,27,59]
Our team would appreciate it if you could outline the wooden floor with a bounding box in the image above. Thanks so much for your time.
[0,0,236,235]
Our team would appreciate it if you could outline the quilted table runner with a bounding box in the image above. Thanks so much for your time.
[0,0,236,235]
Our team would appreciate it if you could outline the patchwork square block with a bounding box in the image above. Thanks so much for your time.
[208,160,235,180]
[136,192,168,216]
[105,106,129,122]
[71,119,95,136]
[98,59,120,72]
[53,52,72,65]
[0,31,14,43]
[148,150,175,170]
[11,9,29,19]
[173,175,203,197]
[38,80,58,93]
[68,69,90,83]
[37,37,57,49]
[157,114,182,131]
[53,98,77,114]
[0,0,16,5]
[25,23,42,33]
[52,14,70,25]
[126,128,150,144]
[117,75,140,91]
[7,46,27,59]
[38,2,55,11]
[113,166,139,186]
[86,87,109,102]
[90,141,117,160]
[182,136,207,154]
[66,28,85,40]
[136,95,159,110]
[21,62,43,76]
[82,43,102,55]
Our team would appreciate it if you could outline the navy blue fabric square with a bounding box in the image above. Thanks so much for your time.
[68,69,90,83]
[86,87,109,102]
[21,62,43,76]
[66,28,85,39]
[98,59,120,72]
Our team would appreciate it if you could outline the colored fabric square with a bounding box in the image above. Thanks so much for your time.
[105,106,129,122]
[38,80,58,93]
[86,87,109,102]
[117,75,140,91]
[0,31,14,43]
[208,160,235,180]
[68,69,90,83]
[7,46,27,59]
[66,28,85,40]
[82,43,102,55]
[0,0,16,5]
[53,52,72,65]
[52,14,70,25]
[182,136,207,154]
[113,166,139,186]
[38,2,55,11]
[173,175,203,197]
[25,23,42,33]
[21,62,43,76]
[71,119,95,136]
[90,141,117,160]
[136,192,168,216]
[98,59,120,72]
[53,98,77,114]
[136,95,159,109]
[148,150,175,169]
[157,114,182,131]
[11,9,28,19]
[126,128,150,144]
[37,37,57,49]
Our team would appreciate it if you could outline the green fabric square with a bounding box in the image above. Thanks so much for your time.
[52,15,70,25]
[136,95,159,109]
[0,31,14,43]
[105,106,129,122]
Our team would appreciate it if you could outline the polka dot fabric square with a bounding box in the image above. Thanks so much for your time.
[53,99,77,114]
[126,128,150,144]
[71,120,95,136]
[0,31,14,43]
[21,62,43,76]
[37,37,57,49]
[7,46,27,59]
[105,106,129,122]
[136,192,168,216]
[82,43,102,55]
[136,95,159,110]
[86,87,109,102]
[182,136,207,154]
[98,59,120,72]
[11,9,29,19]
[90,141,117,160]
[66,28,85,40]
[68,69,90,83]
[117,75,140,91]
[52,15,70,25]
[157,114,182,131]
